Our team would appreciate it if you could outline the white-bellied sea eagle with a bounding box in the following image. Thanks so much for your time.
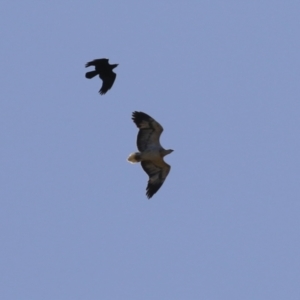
[127,111,173,199]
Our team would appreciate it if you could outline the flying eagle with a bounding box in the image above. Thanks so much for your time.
[128,111,173,199]
[85,58,118,95]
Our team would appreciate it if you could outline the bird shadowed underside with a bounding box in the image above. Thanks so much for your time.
[85,58,118,95]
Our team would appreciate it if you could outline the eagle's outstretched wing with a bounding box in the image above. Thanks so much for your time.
[132,111,163,152]
[141,160,171,199]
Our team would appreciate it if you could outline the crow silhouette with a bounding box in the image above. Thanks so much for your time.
[85,58,118,95]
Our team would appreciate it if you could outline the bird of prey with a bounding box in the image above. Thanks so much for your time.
[128,111,173,199]
[85,58,118,95]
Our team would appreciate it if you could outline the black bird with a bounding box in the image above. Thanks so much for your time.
[85,58,118,95]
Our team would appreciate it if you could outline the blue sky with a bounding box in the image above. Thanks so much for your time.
[1,1,300,299]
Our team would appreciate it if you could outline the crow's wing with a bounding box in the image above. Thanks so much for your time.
[99,71,117,95]
[85,58,109,68]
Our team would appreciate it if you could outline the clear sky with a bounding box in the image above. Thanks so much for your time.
[1,1,300,299]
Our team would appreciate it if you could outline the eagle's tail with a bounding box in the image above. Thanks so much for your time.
[127,152,141,163]
[85,71,98,79]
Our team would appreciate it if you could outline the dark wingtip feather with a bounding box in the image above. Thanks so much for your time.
[146,189,153,199]
[145,183,161,199]
[132,111,152,127]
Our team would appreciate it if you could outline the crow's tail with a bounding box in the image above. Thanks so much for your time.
[85,71,98,79]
